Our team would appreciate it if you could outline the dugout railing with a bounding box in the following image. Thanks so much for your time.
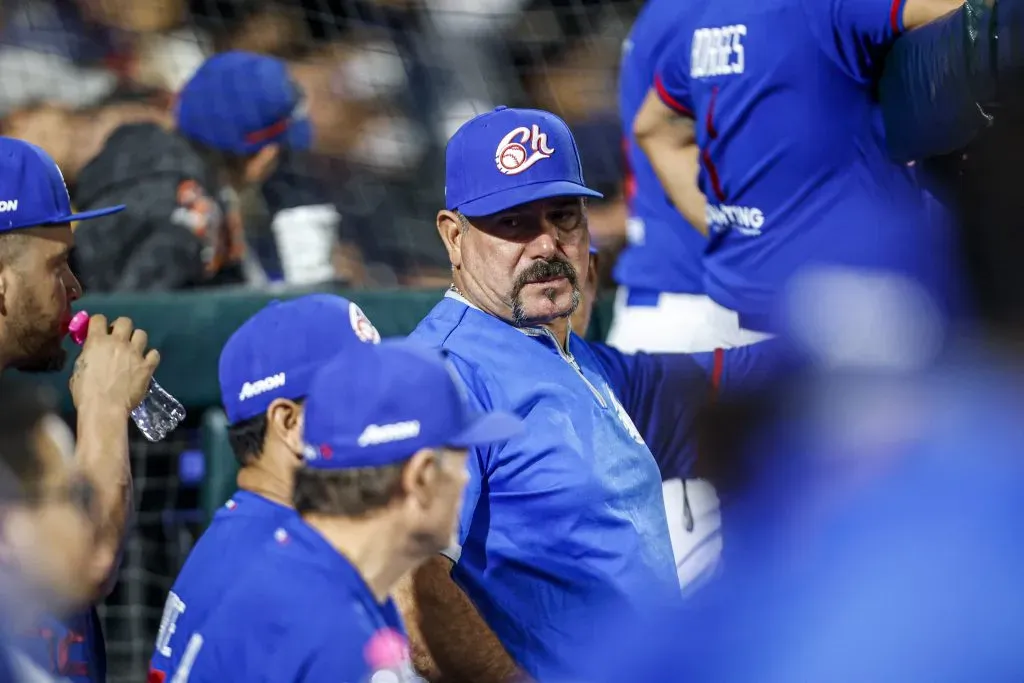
[22,285,614,683]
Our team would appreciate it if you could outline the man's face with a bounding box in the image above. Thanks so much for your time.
[0,225,82,373]
[456,197,590,327]
[4,415,97,614]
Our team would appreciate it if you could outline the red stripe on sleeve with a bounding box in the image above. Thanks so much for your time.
[888,0,907,34]
[654,74,693,117]
[710,347,725,399]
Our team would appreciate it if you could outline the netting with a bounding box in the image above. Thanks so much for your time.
[0,0,641,680]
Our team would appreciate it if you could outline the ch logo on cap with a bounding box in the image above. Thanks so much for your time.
[495,125,555,175]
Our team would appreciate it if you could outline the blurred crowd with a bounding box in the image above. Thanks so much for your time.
[0,0,635,290]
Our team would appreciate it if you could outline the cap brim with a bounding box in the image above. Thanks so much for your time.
[458,180,603,218]
[286,118,313,150]
[57,205,126,224]
[448,410,524,448]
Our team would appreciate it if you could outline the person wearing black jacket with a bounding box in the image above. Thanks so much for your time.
[72,50,320,293]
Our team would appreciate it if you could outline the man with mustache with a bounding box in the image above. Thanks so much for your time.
[399,106,790,683]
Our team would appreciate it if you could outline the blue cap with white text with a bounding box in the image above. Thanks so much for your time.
[0,138,124,232]
[303,341,524,469]
[445,106,603,217]
[176,51,312,156]
[218,294,381,424]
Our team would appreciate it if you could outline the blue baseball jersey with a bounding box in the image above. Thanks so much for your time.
[589,339,796,480]
[16,608,105,683]
[174,515,414,683]
[408,293,681,680]
[149,490,294,681]
[582,364,1024,683]
[653,0,955,331]
[615,0,706,296]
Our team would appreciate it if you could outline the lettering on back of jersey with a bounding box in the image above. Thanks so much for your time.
[154,592,186,658]
[691,25,747,78]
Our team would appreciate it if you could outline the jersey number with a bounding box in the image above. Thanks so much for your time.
[701,86,727,203]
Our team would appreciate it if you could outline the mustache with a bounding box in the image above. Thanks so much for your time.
[509,258,581,327]
[511,258,579,296]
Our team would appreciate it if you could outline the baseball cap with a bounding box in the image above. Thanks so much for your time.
[175,51,312,156]
[218,294,381,424]
[303,341,524,469]
[0,138,124,233]
[446,106,603,217]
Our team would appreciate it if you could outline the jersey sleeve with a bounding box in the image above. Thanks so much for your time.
[804,0,907,84]
[589,342,707,480]
[689,338,799,396]
[653,33,695,117]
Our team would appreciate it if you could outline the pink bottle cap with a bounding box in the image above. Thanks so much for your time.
[68,311,90,346]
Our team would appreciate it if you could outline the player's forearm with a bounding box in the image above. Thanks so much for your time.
[395,556,522,683]
[648,144,708,235]
[75,400,133,589]
[634,96,708,235]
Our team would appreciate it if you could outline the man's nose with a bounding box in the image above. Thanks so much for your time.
[525,221,559,259]
[65,271,83,302]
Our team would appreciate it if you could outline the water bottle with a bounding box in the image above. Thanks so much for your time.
[68,311,186,442]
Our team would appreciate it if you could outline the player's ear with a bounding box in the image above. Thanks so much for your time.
[402,447,441,508]
[436,210,464,269]
[265,398,305,460]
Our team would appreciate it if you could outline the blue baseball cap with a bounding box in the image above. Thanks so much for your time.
[445,106,603,217]
[175,51,312,156]
[218,294,381,424]
[0,138,124,232]
[303,341,524,469]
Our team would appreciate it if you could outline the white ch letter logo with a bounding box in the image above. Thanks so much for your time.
[495,125,555,175]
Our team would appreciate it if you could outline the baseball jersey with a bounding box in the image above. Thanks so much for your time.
[171,514,414,683]
[148,490,294,681]
[653,0,954,331]
[589,338,797,480]
[614,0,706,296]
[582,363,1024,683]
[408,293,681,681]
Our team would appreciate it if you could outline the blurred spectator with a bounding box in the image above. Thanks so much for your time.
[70,51,336,292]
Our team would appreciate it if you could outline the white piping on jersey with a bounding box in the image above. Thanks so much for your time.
[444,289,607,408]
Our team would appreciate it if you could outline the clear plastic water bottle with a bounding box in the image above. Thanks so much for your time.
[68,311,186,442]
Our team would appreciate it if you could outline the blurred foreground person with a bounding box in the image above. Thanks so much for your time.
[583,82,1024,683]
[0,377,105,682]
[176,343,523,683]
[0,137,159,682]
[149,294,381,681]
